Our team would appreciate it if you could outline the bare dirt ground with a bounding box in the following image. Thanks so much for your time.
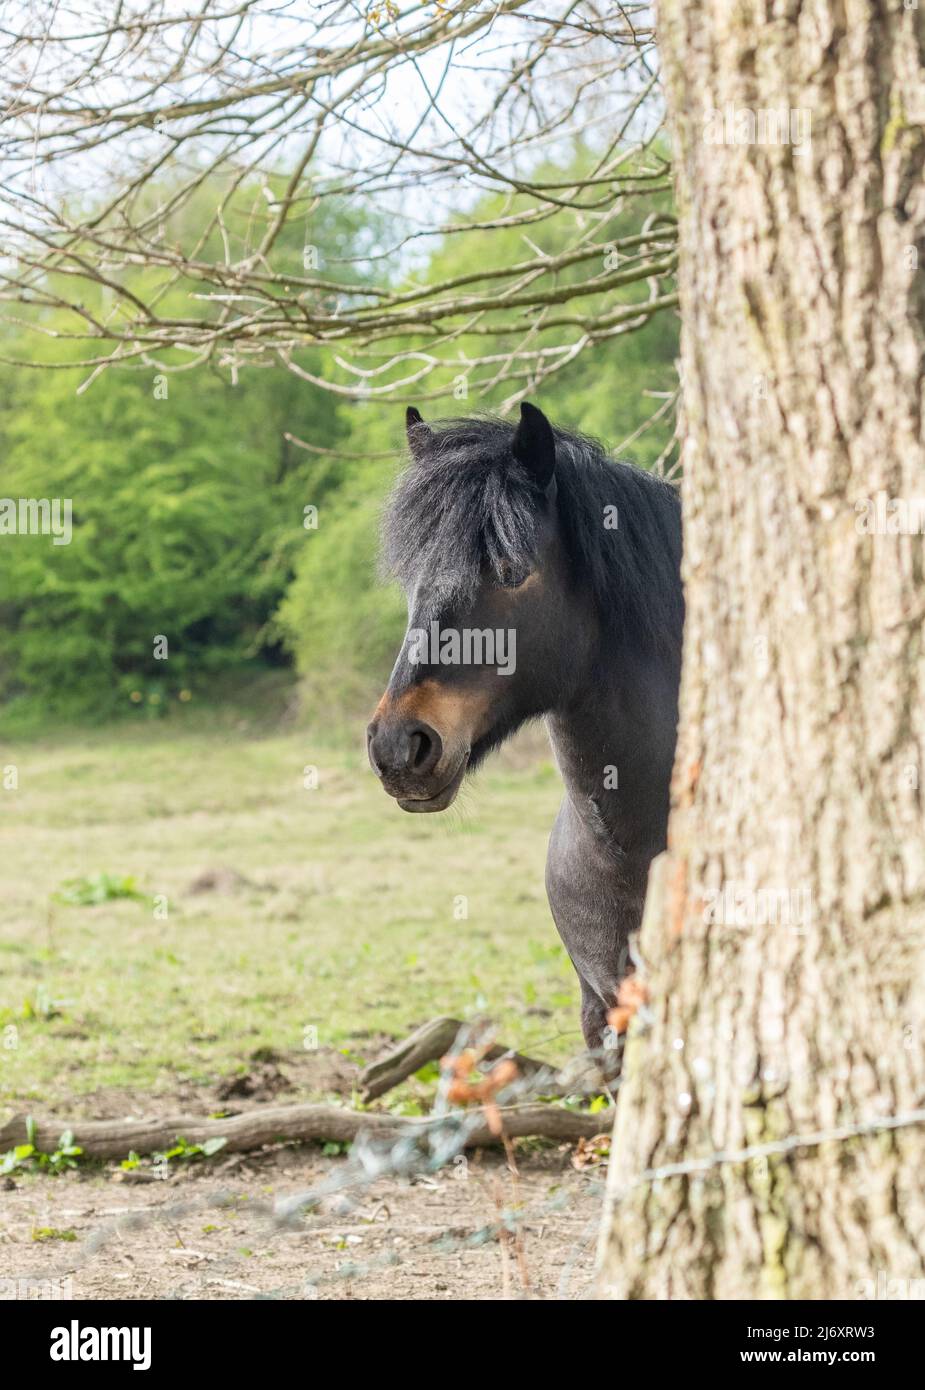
[4,1143,605,1301]
[2,1044,608,1301]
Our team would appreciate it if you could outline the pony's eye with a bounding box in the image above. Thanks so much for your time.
[495,561,529,588]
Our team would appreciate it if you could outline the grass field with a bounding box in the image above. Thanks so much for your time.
[0,691,580,1121]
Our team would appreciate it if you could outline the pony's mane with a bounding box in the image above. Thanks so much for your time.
[383,414,683,660]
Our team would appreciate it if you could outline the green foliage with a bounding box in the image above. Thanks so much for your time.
[152,1136,229,1166]
[0,174,378,724]
[52,872,148,907]
[16,987,65,1020]
[111,1136,230,1181]
[414,1061,442,1084]
[1,1121,84,1176]
[0,151,677,728]
[274,426,407,715]
[0,1143,35,1174]
[0,351,347,720]
[400,145,679,465]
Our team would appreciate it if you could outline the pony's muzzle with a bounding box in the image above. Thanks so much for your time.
[367,716,442,781]
[367,715,468,811]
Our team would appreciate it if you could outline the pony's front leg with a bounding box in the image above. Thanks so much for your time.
[545,798,644,1059]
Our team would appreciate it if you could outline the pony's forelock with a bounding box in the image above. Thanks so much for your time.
[382,413,683,658]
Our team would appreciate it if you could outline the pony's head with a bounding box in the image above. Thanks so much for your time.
[367,401,683,812]
[367,402,590,812]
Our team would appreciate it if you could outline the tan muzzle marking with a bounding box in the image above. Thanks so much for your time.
[374,678,492,747]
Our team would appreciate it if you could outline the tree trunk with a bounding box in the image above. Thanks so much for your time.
[597,1,925,1299]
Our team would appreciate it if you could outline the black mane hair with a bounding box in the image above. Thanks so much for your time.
[383,414,683,661]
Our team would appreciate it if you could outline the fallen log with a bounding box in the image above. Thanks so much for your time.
[358,1015,553,1101]
[0,1101,613,1162]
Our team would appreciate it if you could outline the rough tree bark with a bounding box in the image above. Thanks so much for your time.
[597,2,925,1299]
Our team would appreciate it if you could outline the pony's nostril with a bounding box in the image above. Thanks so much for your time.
[369,717,442,782]
[406,721,442,775]
[410,729,431,771]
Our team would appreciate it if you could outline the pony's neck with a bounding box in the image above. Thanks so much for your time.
[545,648,677,857]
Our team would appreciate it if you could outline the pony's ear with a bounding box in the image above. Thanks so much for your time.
[406,406,433,460]
[511,401,555,489]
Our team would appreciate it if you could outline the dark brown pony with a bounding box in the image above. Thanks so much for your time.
[368,403,683,1048]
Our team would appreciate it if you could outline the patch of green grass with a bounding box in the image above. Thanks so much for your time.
[0,714,579,1111]
[53,873,149,907]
